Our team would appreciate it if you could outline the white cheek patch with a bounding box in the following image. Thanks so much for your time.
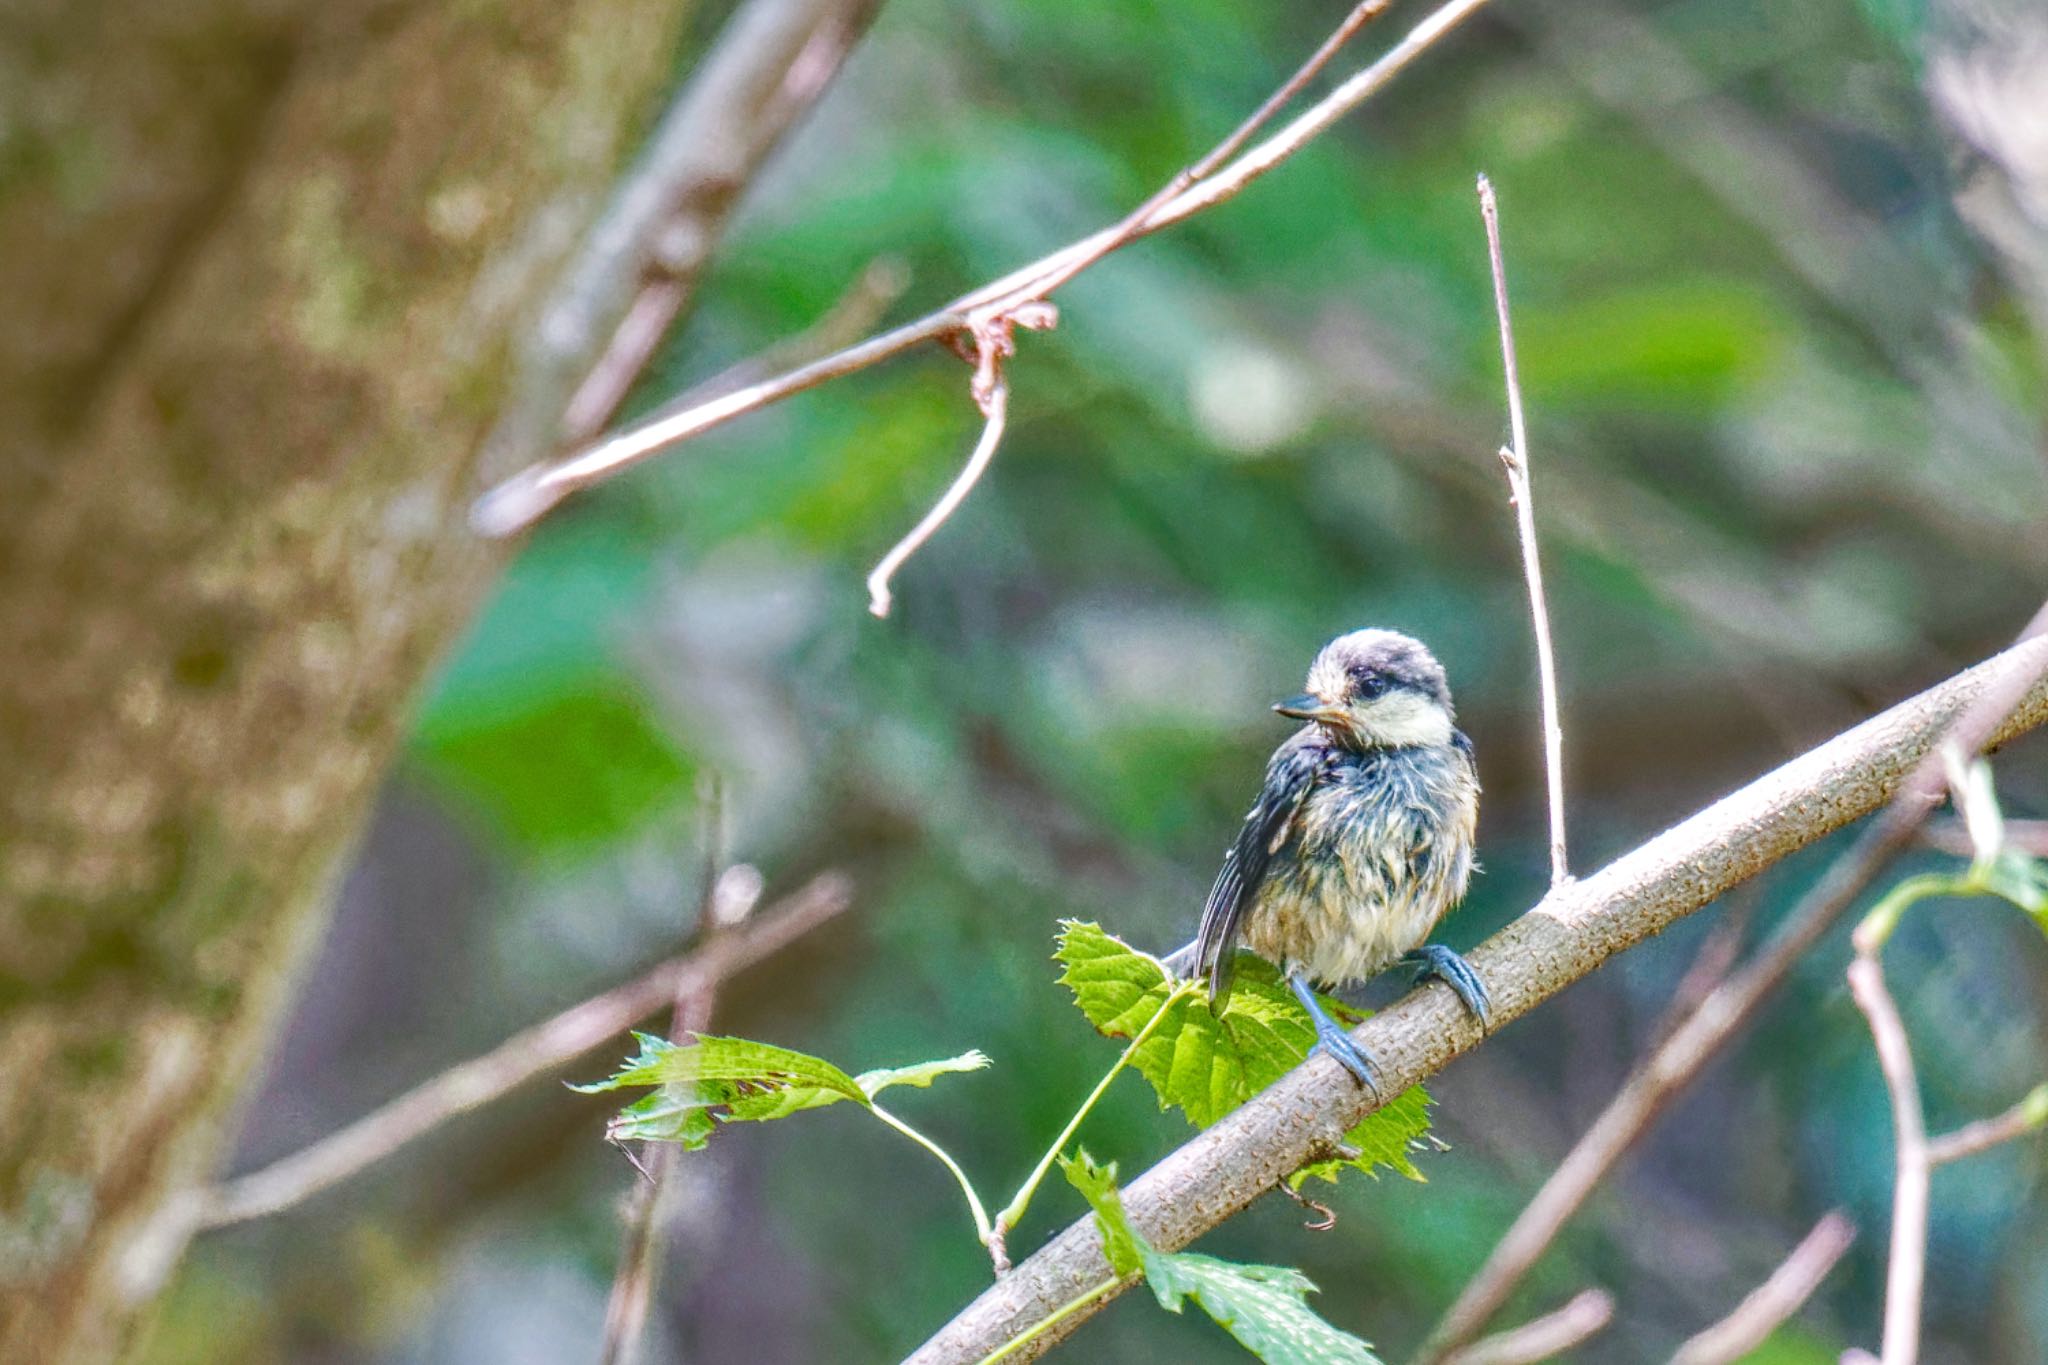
[1358,692,1453,747]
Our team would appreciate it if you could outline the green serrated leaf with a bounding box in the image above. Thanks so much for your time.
[855,1049,993,1099]
[1148,1253,1381,1365]
[573,1032,867,1109]
[1059,1151,1146,1278]
[606,1087,720,1147]
[1063,1150,1383,1365]
[579,1035,993,1147]
[1055,921,1433,1183]
[1290,1085,1435,1188]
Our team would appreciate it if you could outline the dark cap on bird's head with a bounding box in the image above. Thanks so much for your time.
[1274,629,1455,748]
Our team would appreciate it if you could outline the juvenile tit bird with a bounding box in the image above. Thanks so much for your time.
[1184,629,1486,1092]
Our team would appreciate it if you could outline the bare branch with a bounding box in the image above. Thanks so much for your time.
[1413,602,2048,1364]
[1922,816,2048,858]
[1477,172,1569,887]
[1927,1083,2048,1166]
[1669,1211,1856,1365]
[186,873,851,1230]
[1847,955,1928,1365]
[471,0,1503,536]
[979,0,1390,315]
[903,634,2048,1365]
[1440,1289,1614,1365]
[555,0,886,445]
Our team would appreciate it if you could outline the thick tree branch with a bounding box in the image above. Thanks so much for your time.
[904,635,2048,1364]
[1414,603,2048,1362]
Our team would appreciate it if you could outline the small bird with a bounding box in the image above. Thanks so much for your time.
[1180,628,1487,1092]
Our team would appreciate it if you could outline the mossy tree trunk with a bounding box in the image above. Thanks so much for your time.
[0,0,687,1356]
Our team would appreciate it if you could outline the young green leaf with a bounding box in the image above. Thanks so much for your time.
[1059,1150,1146,1279]
[606,1086,721,1147]
[577,1035,990,1143]
[1055,921,1433,1182]
[1062,1151,1383,1365]
[856,1050,993,1099]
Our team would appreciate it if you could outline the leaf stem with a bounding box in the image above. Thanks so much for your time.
[871,1102,994,1246]
[995,981,1199,1237]
[972,1276,1123,1365]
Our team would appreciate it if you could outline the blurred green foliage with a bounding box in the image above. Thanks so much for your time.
[157,0,2047,1361]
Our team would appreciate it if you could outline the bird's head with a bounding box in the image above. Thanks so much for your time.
[1274,629,1456,750]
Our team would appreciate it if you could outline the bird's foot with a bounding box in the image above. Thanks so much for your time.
[1401,944,1492,1030]
[1288,974,1381,1096]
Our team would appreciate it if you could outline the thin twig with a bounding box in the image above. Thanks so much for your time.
[1642,891,1754,1056]
[652,257,911,415]
[471,0,1502,537]
[1439,1289,1614,1365]
[904,634,2048,1365]
[978,0,1390,315]
[1668,1211,1855,1365]
[859,1,1394,611]
[554,0,886,445]
[1927,1083,2048,1166]
[186,873,852,1230]
[599,787,751,1365]
[865,332,1017,617]
[1411,603,2048,1365]
[1923,816,2048,859]
[1847,954,1927,1365]
[1477,173,1568,887]
[1277,1180,1338,1232]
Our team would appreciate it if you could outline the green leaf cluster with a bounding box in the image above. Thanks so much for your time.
[1054,921,1433,1184]
[1062,1152,1383,1365]
[575,1032,990,1147]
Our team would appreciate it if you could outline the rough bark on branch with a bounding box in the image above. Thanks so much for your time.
[0,0,871,1355]
[906,636,2048,1364]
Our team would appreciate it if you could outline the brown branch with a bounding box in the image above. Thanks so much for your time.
[1922,816,2048,859]
[1926,1083,2048,1166]
[1846,954,1928,1365]
[1668,1211,1856,1365]
[1439,1290,1614,1365]
[974,0,1390,316]
[903,633,2048,1365]
[184,873,851,1231]
[470,0,1503,537]
[555,0,886,446]
[1412,602,2048,1364]
[1477,172,1570,887]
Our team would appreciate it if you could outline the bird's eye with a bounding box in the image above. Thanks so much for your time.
[1352,672,1390,701]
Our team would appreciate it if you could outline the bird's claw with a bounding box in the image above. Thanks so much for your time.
[1290,974,1382,1096]
[1402,944,1492,1030]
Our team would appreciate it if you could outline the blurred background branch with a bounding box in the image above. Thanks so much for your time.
[188,872,848,1231]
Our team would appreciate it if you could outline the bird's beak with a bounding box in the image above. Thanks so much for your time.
[1273,693,1346,723]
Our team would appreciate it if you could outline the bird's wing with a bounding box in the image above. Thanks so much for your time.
[1194,739,1326,1003]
